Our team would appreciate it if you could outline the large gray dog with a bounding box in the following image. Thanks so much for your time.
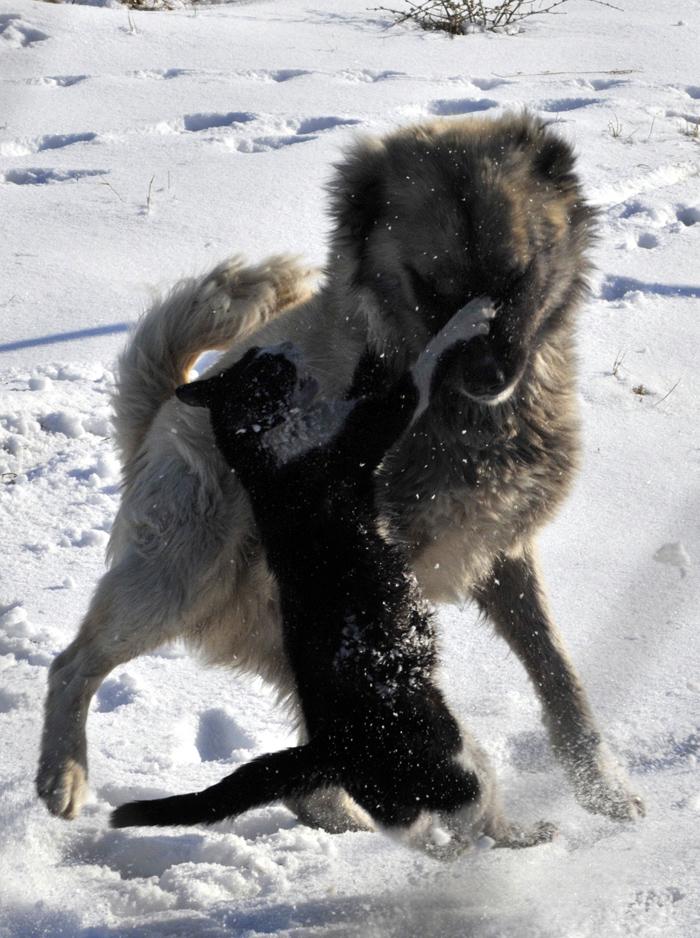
[37,112,643,834]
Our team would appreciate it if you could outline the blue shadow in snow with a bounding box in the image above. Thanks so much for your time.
[600,275,700,301]
[0,322,131,354]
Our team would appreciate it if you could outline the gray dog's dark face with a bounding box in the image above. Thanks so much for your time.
[330,114,594,404]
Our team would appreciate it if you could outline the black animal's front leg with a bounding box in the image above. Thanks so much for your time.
[474,545,644,821]
[331,372,419,473]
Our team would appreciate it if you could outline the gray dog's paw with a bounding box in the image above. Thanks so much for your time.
[575,778,645,821]
[486,818,558,849]
[36,757,87,820]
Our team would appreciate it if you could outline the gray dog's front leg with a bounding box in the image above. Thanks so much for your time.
[474,545,644,821]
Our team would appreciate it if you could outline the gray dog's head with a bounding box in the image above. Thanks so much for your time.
[327,112,595,404]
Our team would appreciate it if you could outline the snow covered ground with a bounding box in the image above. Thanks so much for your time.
[1,0,699,934]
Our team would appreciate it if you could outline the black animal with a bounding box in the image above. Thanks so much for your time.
[112,304,533,853]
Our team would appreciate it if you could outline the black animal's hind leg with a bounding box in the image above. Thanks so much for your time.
[474,545,644,821]
[112,743,338,828]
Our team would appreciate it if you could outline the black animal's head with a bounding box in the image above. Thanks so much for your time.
[328,112,595,404]
[176,344,317,450]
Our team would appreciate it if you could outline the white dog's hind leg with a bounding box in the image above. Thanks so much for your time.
[36,554,190,819]
[286,788,375,834]
[284,724,375,833]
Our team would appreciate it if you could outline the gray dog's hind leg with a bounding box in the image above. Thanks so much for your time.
[36,555,188,819]
[474,545,644,821]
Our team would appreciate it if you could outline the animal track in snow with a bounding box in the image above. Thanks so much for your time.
[38,131,98,150]
[636,232,659,249]
[1,168,108,186]
[0,687,25,713]
[295,116,361,134]
[233,116,361,153]
[619,199,657,220]
[671,85,700,101]
[676,205,700,227]
[577,77,628,91]
[427,98,497,116]
[637,231,659,250]
[0,132,97,157]
[626,199,700,232]
[183,111,256,133]
[539,97,601,112]
[234,134,315,153]
[600,275,700,302]
[131,66,311,84]
[0,14,49,48]
[665,108,699,128]
[469,77,510,90]
[96,673,139,713]
[195,708,256,762]
[27,74,88,87]
[132,67,194,81]
[339,68,406,83]
[589,161,700,210]
[268,68,312,82]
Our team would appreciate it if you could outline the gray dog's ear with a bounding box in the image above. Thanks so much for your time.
[328,138,386,248]
[533,131,575,184]
[176,377,217,409]
[509,115,576,186]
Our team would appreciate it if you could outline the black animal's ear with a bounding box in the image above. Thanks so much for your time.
[176,377,217,409]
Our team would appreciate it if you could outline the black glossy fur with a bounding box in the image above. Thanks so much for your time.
[111,344,479,836]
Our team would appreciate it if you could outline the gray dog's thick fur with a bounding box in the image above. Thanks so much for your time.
[37,113,642,831]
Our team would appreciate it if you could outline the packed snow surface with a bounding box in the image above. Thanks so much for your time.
[1,0,699,935]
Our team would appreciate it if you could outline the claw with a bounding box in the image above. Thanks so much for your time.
[36,758,87,820]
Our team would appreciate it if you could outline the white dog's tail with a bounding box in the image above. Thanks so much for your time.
[113,255,315,466]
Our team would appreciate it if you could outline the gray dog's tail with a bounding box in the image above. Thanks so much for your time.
[113,255,315,466]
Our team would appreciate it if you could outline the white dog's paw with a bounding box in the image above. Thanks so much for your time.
[36,757,87,820]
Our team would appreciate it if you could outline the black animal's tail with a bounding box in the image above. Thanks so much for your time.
[110,744,336,829]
